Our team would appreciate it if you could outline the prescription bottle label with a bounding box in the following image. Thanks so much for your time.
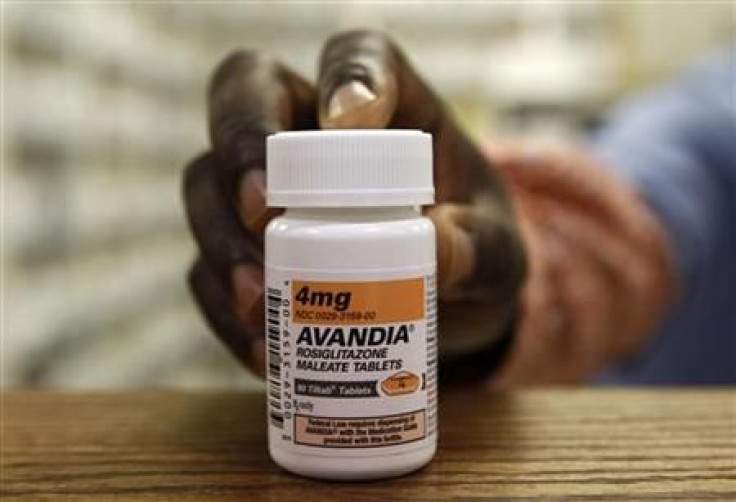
[265,268,437,455]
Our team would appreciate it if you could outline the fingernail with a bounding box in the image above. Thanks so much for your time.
[327,80,377,120]
[320,79,396,129]
[239,170,268,233]
[232,264,264,325]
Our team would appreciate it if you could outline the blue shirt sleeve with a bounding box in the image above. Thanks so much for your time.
[591,47,736,384]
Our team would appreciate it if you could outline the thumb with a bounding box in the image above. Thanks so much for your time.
[317,31,399,129]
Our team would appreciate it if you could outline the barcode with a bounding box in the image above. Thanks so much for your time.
[425,273,438,435]
[266,287,284,429]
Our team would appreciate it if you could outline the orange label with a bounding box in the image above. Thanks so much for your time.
[381,371,421,396]
[291,278,424,325]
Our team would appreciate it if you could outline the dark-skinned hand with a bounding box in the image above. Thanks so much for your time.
[182,30,527,378]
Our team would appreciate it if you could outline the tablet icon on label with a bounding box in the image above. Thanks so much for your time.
[381,371,420,396]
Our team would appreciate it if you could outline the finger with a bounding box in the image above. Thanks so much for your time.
[208,50,316,229]
[546,233,616,381]
[490,225,569,388]
[183,152,262,286]
[426,201,526,358]
[491,283,565,388]
[519,197,621,382]
[427,202,526,305]
[317,30,508,204]
[188,258,265,377]
[237,169,282,236]
[491,145,661,247]
[539,199,668,357]
[317,30,398,130]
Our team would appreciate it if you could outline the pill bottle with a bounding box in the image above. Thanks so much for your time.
[264,130,437,480]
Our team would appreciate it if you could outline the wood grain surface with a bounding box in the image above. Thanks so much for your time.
[3,389,735,501]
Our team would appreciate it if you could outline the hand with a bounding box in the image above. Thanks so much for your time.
[182,30,526,377]
[485,141,676,386]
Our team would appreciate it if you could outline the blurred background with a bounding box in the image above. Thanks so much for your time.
[3,1,734,389]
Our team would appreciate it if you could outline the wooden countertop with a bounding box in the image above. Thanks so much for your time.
[4,389,735,500]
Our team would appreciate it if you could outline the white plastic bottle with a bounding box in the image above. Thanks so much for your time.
[264,130,437,480]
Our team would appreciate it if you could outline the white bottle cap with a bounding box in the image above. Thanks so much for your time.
[267,130,434,207]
